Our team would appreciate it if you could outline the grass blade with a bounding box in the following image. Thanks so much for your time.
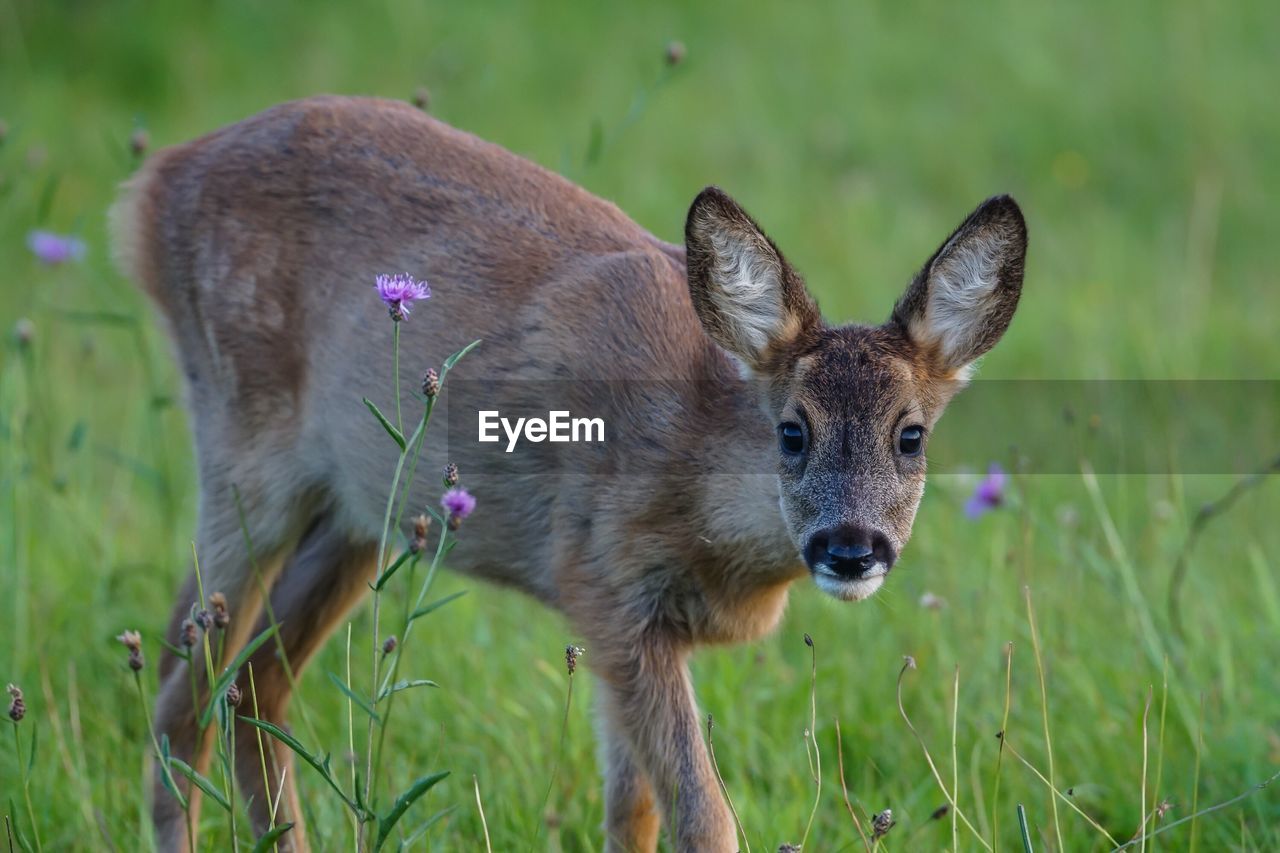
[374,771,450,851]
[442,339,482,371]
[168,756,232,812]
[250,822,294,853]
[401,806,457,846]
[201,624,280,727]
[326,672,380,722]
[372,550,414,591]
[362,397,406,451]
[1017,803,1034,852]
[238,716,361,814]
[377,679,439,703]
[408,590,467,622]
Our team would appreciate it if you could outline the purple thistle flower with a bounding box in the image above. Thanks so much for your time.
[374,272,430,321]
[27,230,86,265]
[441,487,476,520]
[965,463,1007,519]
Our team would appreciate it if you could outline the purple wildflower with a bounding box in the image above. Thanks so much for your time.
[27,231,86,265]
[964,463,1006,519]
[374,272,430,321]
[441,487,476,519]
[441,487,476,530]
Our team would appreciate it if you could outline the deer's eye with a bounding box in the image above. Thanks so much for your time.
[779,422,806,456]
[898,425,925,457]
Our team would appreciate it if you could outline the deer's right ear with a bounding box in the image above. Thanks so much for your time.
[685,187,820,372]
[891,195,1027,378]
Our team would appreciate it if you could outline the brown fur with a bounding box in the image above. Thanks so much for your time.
[110,96,1026,852]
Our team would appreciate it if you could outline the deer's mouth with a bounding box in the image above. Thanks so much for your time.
[810,562,889,602]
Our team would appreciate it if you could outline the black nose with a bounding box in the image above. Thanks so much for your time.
[806,526,895,580]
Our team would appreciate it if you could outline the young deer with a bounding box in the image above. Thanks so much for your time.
[111,96,1026,852]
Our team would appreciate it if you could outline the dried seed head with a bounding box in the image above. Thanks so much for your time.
[195,609,213,632]
[7,684,25,722]
[128,648,145,671]
[565,644,584,676]
[226,682,242,707]
[13,318,34,348]
[803,632,813,647]
[422,368,440,398]
[209,592,230,629]
[117,630,142,652]
[871,808,895,840]
[903,655,917,670]
[919,591,947,611]
[1156,799,1174,820]
[410,514,430,554]
[382,635,398,656]
[179,619,198,648]
[930,804,950,821]
[129,128,150,158]
[411,86,431,111]
[664,40,686,66]
[777,845,801,853]
[442,462,459,487]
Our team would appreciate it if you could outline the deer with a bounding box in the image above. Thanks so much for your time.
[110,95,1026,852]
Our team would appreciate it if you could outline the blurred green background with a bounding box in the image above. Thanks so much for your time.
[2,0,1278,849]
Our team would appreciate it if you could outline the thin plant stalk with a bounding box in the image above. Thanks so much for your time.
[11,723,42,852]
[1152,660,1169,852]
[247,664,279,847]
[380,534,445,692]
[392,322,402,433]
[364,407,430,809]
[999,736,1118,846]
[1189,693,1205,853]
[1023,586,1064,852]
[707,715,750,853]
[538,653,578,839]
[344,624,359,849]
[799,635,822,850]
[474,775,493,853]
[133,670,192,850]
[1137,688,1152,852]
[371,528,444,795]
[952,665,961,853]
[895,657,992,851]
[991,642,1014,852]
[223,701,239,853]
[1113,767,1280,851]
[834,719,872,852]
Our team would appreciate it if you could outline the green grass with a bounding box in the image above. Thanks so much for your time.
[3,0,1280,849]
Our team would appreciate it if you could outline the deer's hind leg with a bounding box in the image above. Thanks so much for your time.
[232,517,377,851]
[152,481,307,852]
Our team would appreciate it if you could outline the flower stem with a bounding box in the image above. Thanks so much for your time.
[13,723,43,852]
[364,359,432,814]
[134,671,192,850]
[392,322,402,434]
[372,528,446,784]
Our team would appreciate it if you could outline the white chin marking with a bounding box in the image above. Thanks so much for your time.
[813,564,887,602]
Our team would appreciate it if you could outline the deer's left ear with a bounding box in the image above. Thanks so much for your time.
[892,195,1027,377]
[685,187,821,373]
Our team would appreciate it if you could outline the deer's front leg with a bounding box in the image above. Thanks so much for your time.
[594,641,737,852]
[598,696,660,853]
